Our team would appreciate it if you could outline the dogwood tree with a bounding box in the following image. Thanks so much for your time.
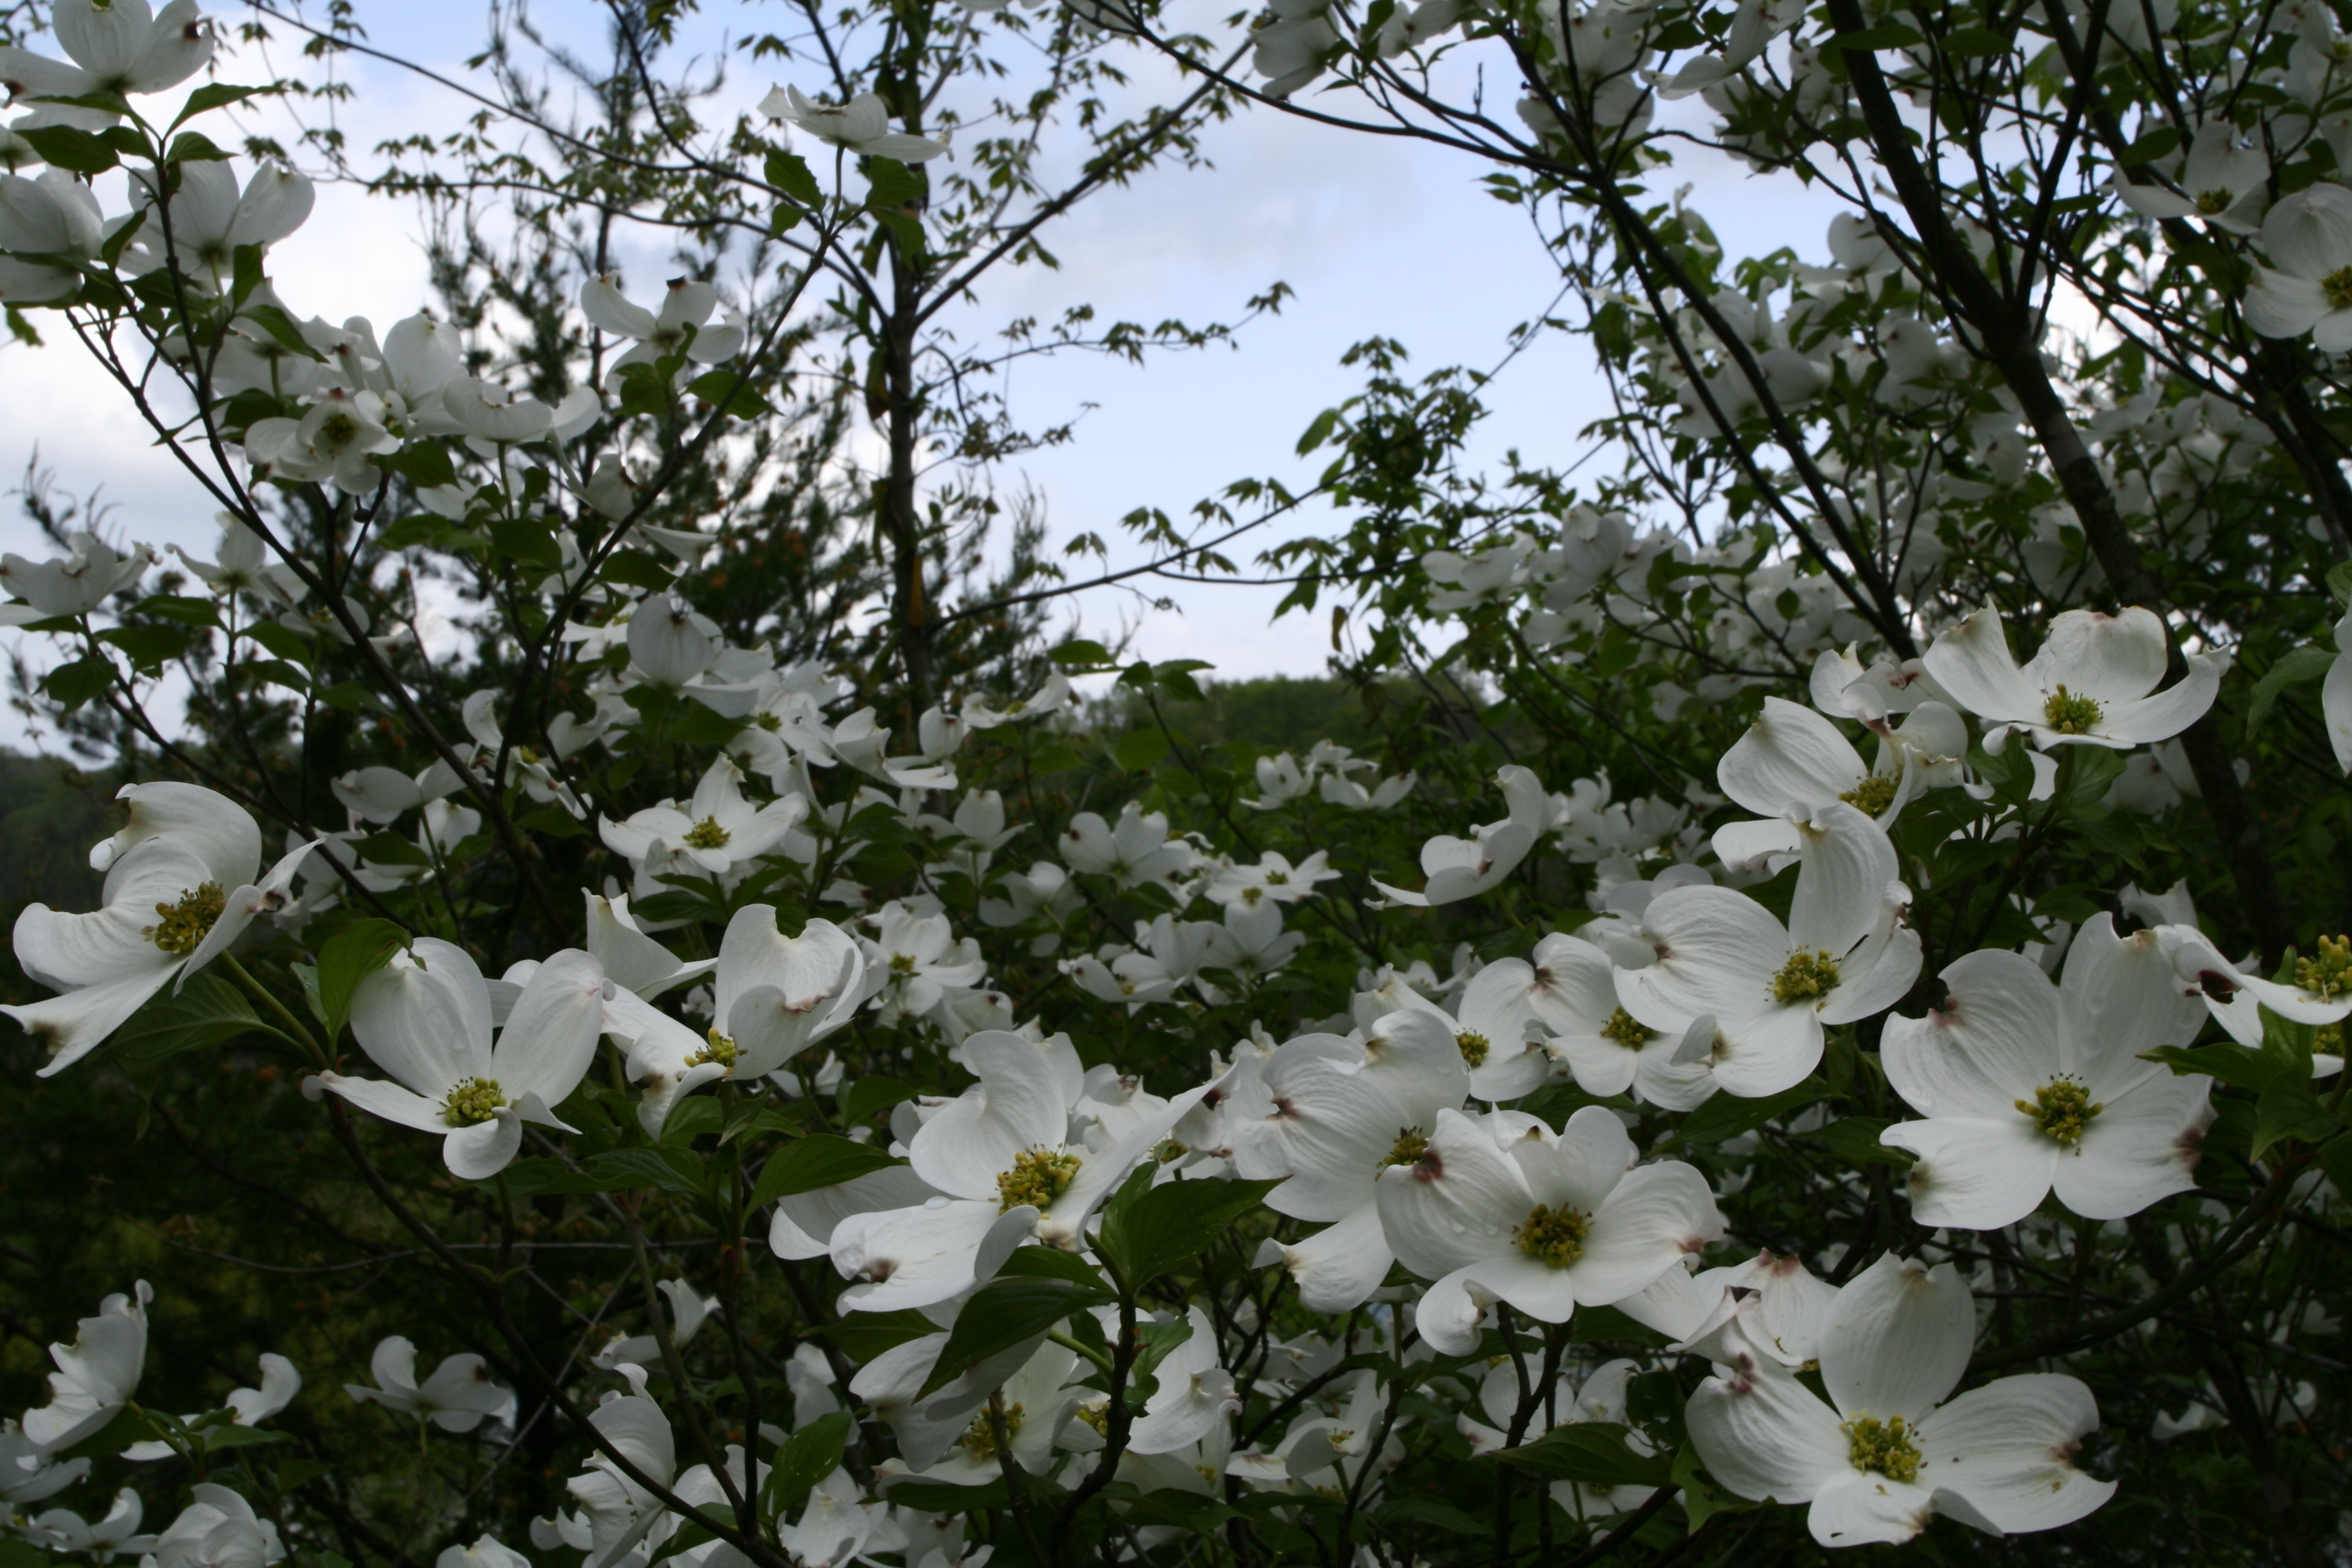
[0,0,2347,1561]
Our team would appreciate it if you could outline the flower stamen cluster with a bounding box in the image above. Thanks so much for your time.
[1840,774,1897,816]
[443,1077,506,1128]
[2016,1079,2102,1145]
[1514,1203,1590,1268]
[1599,1007,1655,1048]
[2295,934,2352,999]
[2042,685,2103,735]
[1455,1030,1490,1067]
[1770,949,1841,1005]
[683,817,731,849]
[147,883,227,954]
[996,1148,1081,1212]
[686,1029,737,1070]
[1844,1414,1921,1482]
[1382,1128,1430,1167]
[959,1401,1022,1461]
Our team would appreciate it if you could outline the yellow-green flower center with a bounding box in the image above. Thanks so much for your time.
[319,410,359,446]
[1514,1203,1591,1269]
[2193,187,2234,215]
[1600,1007,1656,1049]
[1456,1030,1491,1067]
[2294,934,2352,1000]
[889,951,919,975]
[1844,1414,1921,1482]
[2016,1079,2103,1145]
[2325,265,2352,311]
[2042,685,2104,736]
[1241,885,1264,906]
[444,1077,506,1127]
[1839,774,1897,817]
[755,712,783,731]
[1770,949,1841,1005]
[997,1148,1081,1212]
[960,1401,1024,1461]
[147,883,227,955]
[1266,870,1289,885]
[1383,1128,1430,1167]
[683,816,730,849]
[1077,1403,1111,1437]
[686,1028,737,1070]
[1154,1138,1188,1164]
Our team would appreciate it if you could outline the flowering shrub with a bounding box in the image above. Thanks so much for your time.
[0,0,2348,1563]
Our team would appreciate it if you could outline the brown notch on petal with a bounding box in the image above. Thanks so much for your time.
[1411,1147,1445,1182]
[2198,970,2238,1002]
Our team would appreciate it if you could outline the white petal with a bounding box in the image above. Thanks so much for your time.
[1718,698,1865,815]
[1880,1117,2056,1230]
[1882,949,2061,1119]
[1373,1106,1531,1279]
[491,948,605,1107]
[443,1113,523,1180]
[1807,1467,1933,1547]
[1787,804,1897,956]
[2050,1072,2211,1220]
[1821,1256,1972,1425]
[1923,608,2045,725]
[1686,1348,1847,1504]
[1273,1203,1395,1313]
[1569,1161,1720,1305]
[1916,1373,2115,1533]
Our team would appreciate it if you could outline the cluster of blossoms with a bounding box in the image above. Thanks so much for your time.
[1,0,2348,1563]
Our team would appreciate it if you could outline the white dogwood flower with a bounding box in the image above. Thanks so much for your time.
[1924,606,2219,752]
[1232,1010,1469,1311]
[346,1337,514,1433]
[1372,764,1550,906]
[1615,807,1921,1099]
[5,783,314,1075]
[22,1282,150,1453]
[1375,1105,1721,1354]
[311,941,607,1179]
[760,86,947,161]
[1687,1255,2114,1547]
[1880,918,2213,1228]
[0,0,213,103]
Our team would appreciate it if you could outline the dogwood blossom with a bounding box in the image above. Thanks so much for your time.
[1688,1255,2114,1546]
[1879,920,2212,1228]
[1924,607,2219,752]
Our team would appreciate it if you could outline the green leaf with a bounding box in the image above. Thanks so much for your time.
[2117,125,2183,168]
[1668,1077,1827,1147]
[2328,559,2352,608]
[884,1478,1008,1513]
[2143,1043,2283,1092]
[749,1135,906,1209]
[315,919,410,1045]
[2253,1072,2337,1160]
[378,440,458,491]
[600,549,677,591]
[1374,1497,1488,1535]
[199,1423,293,1452]
[172,83,268,127]
[55,1405,163,1462]
[108,973,291,1075]
[686,370,774,420]
[489,518,564,571]
[17,124,119,174]
[762,148,823,206]
[230,244,265,308]
[245,619,315,664]
[864,157,925,210]
[1803,1116,1914,1169]
[98,624,193,670]
[760,1411,851,1521]
[1938,24,2010,53]
[840,1074,919,1124]
[660,1095,725,1146]
[1115,728,1171,774]
[588,1146,710,1196]
[1096,1175,1283,1289]
[2247,645,2337,732]
[355,831,431,869]
[917,1277,1113,1399]
[238,304,325,362]
[42,656,116,712]
[815,1308,937,1364]
[1048,639,1115,668]
[1671,1442,1754,1532]
[994,1245,1110,1291]
[163,129,231,163]
[135,594,223,628]
[1493,1423,1672,1488]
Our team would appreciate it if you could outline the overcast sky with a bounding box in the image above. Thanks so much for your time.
[0,0,1845,748]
